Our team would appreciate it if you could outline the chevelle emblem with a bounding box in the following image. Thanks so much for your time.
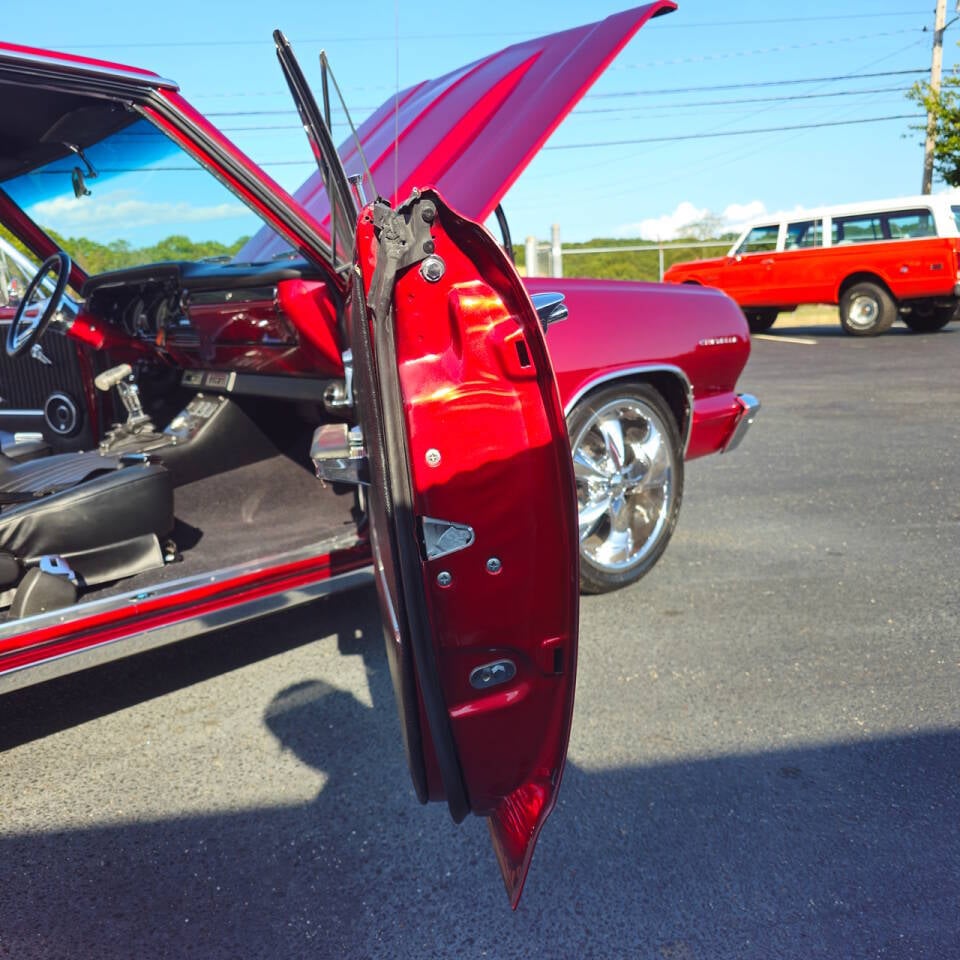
[30,343,52,365]
[698,336,740,347]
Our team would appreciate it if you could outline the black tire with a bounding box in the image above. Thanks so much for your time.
[902,301,955,333]
[567,383,683,594]
[744,309,777,334]
[839,281,896,336]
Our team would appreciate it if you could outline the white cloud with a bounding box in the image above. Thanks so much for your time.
[615,199,770,241]
[720,200,767,234]
[31,190,247,234]
[615,201,709,241]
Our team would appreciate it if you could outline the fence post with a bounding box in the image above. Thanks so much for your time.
[525,236,538,278]
[551,224,563,278]
[658,243,664,281]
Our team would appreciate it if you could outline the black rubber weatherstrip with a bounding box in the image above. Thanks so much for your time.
[354,196,470,823]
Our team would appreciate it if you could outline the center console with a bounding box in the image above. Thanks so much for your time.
[100,391,277,487]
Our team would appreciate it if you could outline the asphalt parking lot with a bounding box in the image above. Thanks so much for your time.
[1,317,958,959]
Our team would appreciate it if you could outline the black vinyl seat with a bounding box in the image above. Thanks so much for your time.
[0,450,174,593]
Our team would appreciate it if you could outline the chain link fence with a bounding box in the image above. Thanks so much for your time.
[516,228,734,282]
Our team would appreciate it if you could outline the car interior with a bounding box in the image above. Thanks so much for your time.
[0,67,370,623]
[0,254,361,621]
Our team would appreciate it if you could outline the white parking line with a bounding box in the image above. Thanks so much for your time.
[753,334,818,345]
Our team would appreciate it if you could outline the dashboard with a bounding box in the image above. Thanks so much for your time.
[80,258,343,378]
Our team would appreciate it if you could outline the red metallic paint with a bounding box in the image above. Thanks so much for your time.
[354,192,579,907]
[524,277,751,457]
[240,2,677,261]
[275,279,344,377]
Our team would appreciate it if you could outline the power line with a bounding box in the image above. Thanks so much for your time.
[574,86,913,114]
[186,68,929,104]
[207,87,913,121]
[40,12,926,51]
[543,114,922,150]
[589,69,928,99]
[618,28,923,69]
[212,92,913,134]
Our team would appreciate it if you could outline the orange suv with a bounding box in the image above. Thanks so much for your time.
[664,193,960,336]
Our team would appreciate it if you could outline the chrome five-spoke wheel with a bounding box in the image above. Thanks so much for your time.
[567,383,683,593]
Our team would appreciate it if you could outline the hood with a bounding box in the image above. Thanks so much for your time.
[239,1,676,262]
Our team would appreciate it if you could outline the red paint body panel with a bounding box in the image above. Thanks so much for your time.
[354,193,578,907]
[665,238,960,309]
[240,2,676,262]
[524,276,751,457]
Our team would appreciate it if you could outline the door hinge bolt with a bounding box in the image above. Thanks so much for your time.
[420,255,445,283]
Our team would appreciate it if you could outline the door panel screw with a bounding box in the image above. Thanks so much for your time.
[437,571,452,587]
[486,557,502,574]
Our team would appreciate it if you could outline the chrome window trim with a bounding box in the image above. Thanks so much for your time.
[562,364,694,456]
[0,48,178,90]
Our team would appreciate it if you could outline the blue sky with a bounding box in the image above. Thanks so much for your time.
[6,1,956,245]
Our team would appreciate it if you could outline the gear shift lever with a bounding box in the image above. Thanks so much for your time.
[95,363,151,427]
[96,363,158,452]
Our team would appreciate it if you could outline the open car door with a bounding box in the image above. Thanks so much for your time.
[275,38,579,907]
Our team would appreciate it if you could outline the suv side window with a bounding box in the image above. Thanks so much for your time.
[833,214,883,244]
[886,209,935,239]
[785,219,823,249]
[737,224,779,255]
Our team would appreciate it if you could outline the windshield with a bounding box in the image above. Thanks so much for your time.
[1,112,293,277]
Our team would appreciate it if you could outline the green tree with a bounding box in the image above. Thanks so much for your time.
[908,74,960,186]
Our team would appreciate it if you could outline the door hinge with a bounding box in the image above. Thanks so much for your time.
[310,423,368,485]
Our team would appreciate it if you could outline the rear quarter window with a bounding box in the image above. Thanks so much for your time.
[833,207,937,243]
[887,209,935,238]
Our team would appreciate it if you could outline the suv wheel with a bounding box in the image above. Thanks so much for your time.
[839,282,896,336]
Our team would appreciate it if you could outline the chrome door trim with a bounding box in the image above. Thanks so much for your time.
[0,538,374,693]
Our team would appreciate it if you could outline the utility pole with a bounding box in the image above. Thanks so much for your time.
[922,0,948,194]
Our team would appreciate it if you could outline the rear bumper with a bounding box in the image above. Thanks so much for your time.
[722,393,760,453]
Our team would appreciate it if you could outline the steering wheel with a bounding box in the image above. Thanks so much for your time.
[6,251,72,358]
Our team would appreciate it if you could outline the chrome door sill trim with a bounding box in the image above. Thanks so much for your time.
[0,539,374,693]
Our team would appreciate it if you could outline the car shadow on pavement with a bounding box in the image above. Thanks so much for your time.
[1,595,958,958]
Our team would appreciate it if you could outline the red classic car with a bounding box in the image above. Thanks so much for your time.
[0,2,754,905]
